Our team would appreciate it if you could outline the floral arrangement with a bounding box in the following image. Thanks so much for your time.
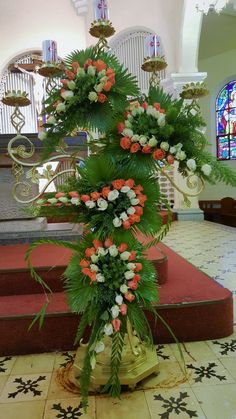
[27,45,236,410]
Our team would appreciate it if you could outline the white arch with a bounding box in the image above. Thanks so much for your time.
[178,0,203,72]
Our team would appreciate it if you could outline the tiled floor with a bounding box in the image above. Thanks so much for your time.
[1,220,236,418]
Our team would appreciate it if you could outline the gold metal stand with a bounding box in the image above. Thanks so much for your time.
[74,324,159,392]
[180,82,209,114]
[38,63,64,95]
[89,20,115,50]
[141,57,167,88]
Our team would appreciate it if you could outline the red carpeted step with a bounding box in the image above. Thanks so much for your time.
[0,241,233,355]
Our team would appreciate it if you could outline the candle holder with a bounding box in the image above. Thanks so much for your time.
[180,82,209,113]
[141,56,167,88]
[38,62,64,95]
[89,19,115,51]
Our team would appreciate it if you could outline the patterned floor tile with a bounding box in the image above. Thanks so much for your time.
[96,391,151,419]
[0,373,52,403]
[185,360,235,387]
[144,387,206,419]
[54,351,76,370]
[193,383,236,419]
[169,341,217,363]
[219,357,236,381]
[47,371,79,400]
[206,333,236,358]
[11,353,56,375]
[0,375,9,394]
[0,356,16,376]
[155,344,178,362]
[138,360,190,390]
[43,397,95,419]
[0,400,45,419]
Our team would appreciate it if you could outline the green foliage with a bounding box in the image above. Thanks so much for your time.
[102,327,125,397]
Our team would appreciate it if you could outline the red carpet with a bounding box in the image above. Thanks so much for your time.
[0,240,233,355]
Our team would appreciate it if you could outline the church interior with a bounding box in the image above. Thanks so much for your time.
[0,0,236,418]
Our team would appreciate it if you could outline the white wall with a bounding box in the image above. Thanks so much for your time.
[0,0,87,76]
[199,49,236,199]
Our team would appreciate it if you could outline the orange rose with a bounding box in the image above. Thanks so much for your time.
[120,304,127,316]
[134,206,143,216]
[89,271,97,282]
[129,250,136,261]
[129,214,141,224]
[92,239,103,249]
[112,179,125,190]
[55,192,65,198]
[94,59,107,72]
[159,108,165,114]
[133,274,141,282]
[80,194,90,202]
[153,149,166,160]
[91,191,100,201]
[65,69,75,80]
[142,145,152,154]
[61,79,69,86]
[106,68,115,76]
[120,137,132,150]
[107,75,115,84]
[118,243,128,252]
[125,178,135,188]
[130,143,141,153]
[69,191,79,198]
[85,247,96,257]
[101,186,111,198]
[80,259,90,268]
[124,292,135,302]
[153,102,161,110]
[123,220,131,230]
[84,58,93,69]
[104,238,113,248]
[97,93,107,103]
[112,318,121,332]
[138,194,147,206]
[72,62,79,73]
[82,267,92,276]
[103,81,113,92]
[134,263,142,272]
[133,185,143,194]
[117,122,125,133]
[142,102,148,110]
[128,280,138,290]
[167,155,175,164]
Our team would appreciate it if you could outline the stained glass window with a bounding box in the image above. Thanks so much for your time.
[216,81,236,160]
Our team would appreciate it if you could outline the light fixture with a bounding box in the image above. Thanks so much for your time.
[196,0,229,14]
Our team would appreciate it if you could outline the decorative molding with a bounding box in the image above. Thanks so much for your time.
[171,72,208,97]
[71,0,89,16]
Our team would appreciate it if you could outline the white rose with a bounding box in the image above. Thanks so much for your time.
[47,198,57,204]
[97,198,108,211]
[139,135,148,146]
[201,164,212,176]
[176,150,186,161]
[88,91,98,102]
[104,323,113,336]
[158,114,166,127]
[152,109,159,119]
[131,108,138,116]
[94,341,105,354]
[36,199,45,205]
[77,67,85,77]
[61,90,74,100]
[130,198,140,205]
[111,305,120,319]
[148,137,158,148]
[170,146,177,154]
[38,131,47,141]
[96,273,105,282]
[108,190,119,201]
[98,69,106,78]
[109,245,119,257]
[67,80,76,90]
[97,247,108,257]
[120,251,131,261]
[127,190,136,199]
[131,134,140,143]
[127,263,136,270]
[87,65,96,76]
[187,159,196,172]
[120,284,128,294]
[146,106,154,116]
[127,207,135,215]
[91,254,99,263]
[94,83,104,93]
[115,295,123,305]
[137,106,144,114]
[58,196,68,203]
[120,212,128,221]
[127,114,133,121]
[124,270,135,280]
[85,200,96,209]
[71,197,80,205]
[113,217,122,227]
[122,128,133,137]
[176,143,183,150]
[56,102,66,113]
[90,264,99,272]
[121,186,130,193]
[160,142,169,151]
[47,115,56,125]
[125,120,132,129]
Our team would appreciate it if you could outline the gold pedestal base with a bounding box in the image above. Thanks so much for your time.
[73,334,159,392]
